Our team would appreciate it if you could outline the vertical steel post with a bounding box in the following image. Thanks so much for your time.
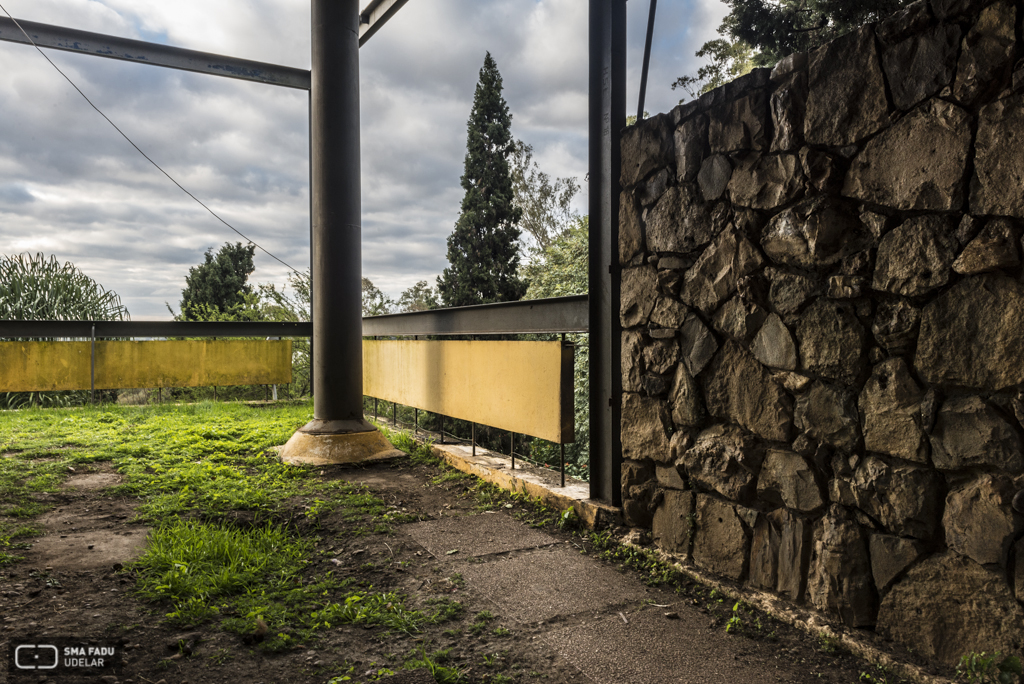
[589,0,626,506]
[510,431,514,469]
[90,324,96,405]
[560,443,565,488]
[472,423,476,458]
[440,415,444,444]
[310,0,368,430]
[637,0,657,122]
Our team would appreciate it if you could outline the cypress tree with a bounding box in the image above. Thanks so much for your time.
[437,52,526,307]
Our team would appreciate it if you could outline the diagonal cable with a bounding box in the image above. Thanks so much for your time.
[0,3,303,274]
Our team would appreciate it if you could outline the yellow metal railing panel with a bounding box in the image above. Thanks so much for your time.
[0,340,292,392]
[363,339,574,444]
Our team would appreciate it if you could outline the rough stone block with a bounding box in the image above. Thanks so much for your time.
[830,454,942,540]
[620,266,658,328]
[675,114,708,182]
[795,382,860,454]
[800,147,842,193]
[749,514,779,591]
[655,464,687,490]
[727,153,805,210]
[621,393,671,464]
[761,196,868,270]
[669,362,704,429]
[842,99,971,212]
[973,95,1024,219]
[680,229,764,316]
[771,72,807,152]
[697,154,733,201]
[619,191,643,265]
[650,296,688,329]
[679,313,718,377]
[805,26,889,146]
[775,510,812,602]
[703,340,794,442]
[712,296,768,343]
[871,299,920,355]
[677,424,765,502]
[807,505,878,628]
[944,474,1022,566]
[859,358,929,465]
[692,494,752,581]
[653,489,695,557]
[757,449,824,512]
[751,313,797,371]
[916,274,1024,391]
[878,552,1024,665]
[621,113,673,188]
[646,184,726,255]
[621,330,644,393]
[872,215,957,297]
[641,338,679,376]
[766,267,820,318]
[869,533,925,592]
[953,218,1021,275]
[931,396,1024,472]
[795,299,866,385]
[882,24,961,110]
[953,1,1016,106]
[709,91,769,153]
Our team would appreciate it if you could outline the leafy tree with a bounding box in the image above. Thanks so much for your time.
[0,252,128,407]
[437,52,526,307]
[176,242,256,321]
[674,0,911,100]
[509,140,580,254]
[396,281,440,313]
[523,217,589,478]
[0,252,129,321]
[362,278,393,317]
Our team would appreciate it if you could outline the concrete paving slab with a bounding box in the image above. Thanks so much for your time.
[458,545,651,623]
[402,512,556,559]
[543,603,809,684]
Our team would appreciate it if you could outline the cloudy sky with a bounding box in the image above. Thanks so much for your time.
[0,0,727,319]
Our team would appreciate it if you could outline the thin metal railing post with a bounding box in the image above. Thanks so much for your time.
[510,431,514,469]
[440,415,444,444]
[374,397,378,422]
[90,324,95,405]
[561,443,566,488]
[472,422,476,458]
[415,408,419,435]
[393,401,396,428]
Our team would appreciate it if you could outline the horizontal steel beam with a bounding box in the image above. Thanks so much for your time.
[359,0,411,45]
[0,16,312,90]
[0,296,590,339]
[0,320,312,338]
[362,295,589,336]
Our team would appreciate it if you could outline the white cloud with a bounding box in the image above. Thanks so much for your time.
[0,0,728,317]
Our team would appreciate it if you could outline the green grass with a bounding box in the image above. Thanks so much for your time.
[130,518,462,650]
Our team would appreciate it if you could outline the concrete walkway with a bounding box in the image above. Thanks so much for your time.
[397,505,817,683]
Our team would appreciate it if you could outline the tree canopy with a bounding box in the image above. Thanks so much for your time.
[437,52,526,307]
[177,242,256,321]
[674,0,912,100]
[509,139,580,254]
[0,252,129,321]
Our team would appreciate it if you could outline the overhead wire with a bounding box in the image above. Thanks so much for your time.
[0,3,303,274]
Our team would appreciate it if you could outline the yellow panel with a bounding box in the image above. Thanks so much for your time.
[0,340,292,392]
[363,339,573,444]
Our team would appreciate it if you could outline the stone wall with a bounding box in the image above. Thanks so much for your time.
[619,0,1024,665]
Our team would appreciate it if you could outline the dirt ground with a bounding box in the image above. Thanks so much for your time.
[0,454,950,684]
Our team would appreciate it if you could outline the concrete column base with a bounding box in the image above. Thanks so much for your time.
[279,420,404,466]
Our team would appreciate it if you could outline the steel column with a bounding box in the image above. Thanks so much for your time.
[310,0,369,431]
[588,0,626,506]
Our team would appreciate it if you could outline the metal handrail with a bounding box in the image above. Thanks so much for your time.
[0,295,589,339]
